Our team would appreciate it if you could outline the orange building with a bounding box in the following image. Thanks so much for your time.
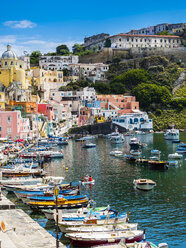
[97,95,139,116]
[8,101,37,114]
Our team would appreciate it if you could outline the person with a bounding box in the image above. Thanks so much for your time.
[88,176,93,182]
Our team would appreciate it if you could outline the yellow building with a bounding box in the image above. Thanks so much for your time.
[0,45,30,89]
[0,92,6,109]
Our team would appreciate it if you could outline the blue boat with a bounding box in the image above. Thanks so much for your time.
[28,194,87,201]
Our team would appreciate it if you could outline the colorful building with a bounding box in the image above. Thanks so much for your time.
[97,95,139,118]
[0,45,31,89]
[8,101,37,114]
[38,104,54,121]
[0,111,31,140]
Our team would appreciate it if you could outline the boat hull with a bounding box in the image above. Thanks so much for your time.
[68,232,144,247]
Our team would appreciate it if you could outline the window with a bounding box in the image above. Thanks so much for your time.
[52,93,55,96]
[7,127,11,133]
[5,61,7,66]
[127,38,129,41]
[136,39,138,42]
[61,93,64,96]
[140,39,142,42]
[119,38,121,42]
[7,116,11,123]
[11,61,13,65]
[0,126,1,131]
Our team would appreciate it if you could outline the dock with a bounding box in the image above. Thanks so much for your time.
[0,194,65,248]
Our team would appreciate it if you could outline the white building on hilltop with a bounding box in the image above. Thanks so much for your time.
[39,55,79,71]
[112,110,153,131]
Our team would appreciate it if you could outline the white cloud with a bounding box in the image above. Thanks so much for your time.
[0,34,83,56]
[0,35,17,44]
[3,20,36,29]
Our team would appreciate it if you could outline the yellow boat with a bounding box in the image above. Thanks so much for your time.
[28,198,89,209]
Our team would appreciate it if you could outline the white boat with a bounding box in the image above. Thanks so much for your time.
[150,156,159,161]
[59,216,127,233]
[111,135,124,144]
[130,150,142,156]
[133,179,156,191]
[65,223,138,233]
[168,160,178,166]
[94,241,168,248]
[65,230,144,246]
[168,153,183,159]
[151,150,161,155]
[82,143,96,148]
[110,151,123,157]
[164,124,179,140]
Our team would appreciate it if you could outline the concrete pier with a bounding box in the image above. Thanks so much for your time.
[0,195,65,248]
[0,194,15,209]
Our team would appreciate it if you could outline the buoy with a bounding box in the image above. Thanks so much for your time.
[66,167,68,171]
[62,165,65,168]
[167,198,170,202]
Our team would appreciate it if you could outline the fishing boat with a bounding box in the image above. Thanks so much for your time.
[65,223,138,233]
[42,206,109,220]
[168,160,178,166]
[168,153,183,159]
[133,179,156,191]
[151,150,161,155]
[65,230,144,247]
[1,166,45,178]
[93,241,168,248]
[129,138,141,150]
[130,150,142,156]
[76,136,97,142]
[148,160,169,169]
[81,175,95,184]
[110,135,124,144]
[124,155,136,163]
[82,143,96,148]
[110,150,123,157]
[28,197,89,209]
[164,124,179,140]
[59,216,128,233]
[42,206,110,220]
[136,158,149,165]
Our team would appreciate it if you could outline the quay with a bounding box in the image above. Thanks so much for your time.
[0,193,65,248]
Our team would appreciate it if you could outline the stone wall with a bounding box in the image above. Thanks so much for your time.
[79,47,186,64]
[69,121,126,135]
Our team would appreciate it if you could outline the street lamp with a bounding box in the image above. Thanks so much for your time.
[53,186,59,248]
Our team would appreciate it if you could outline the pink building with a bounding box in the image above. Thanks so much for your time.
[38,104,55,121]
[97,95,139,117]
[0,111,31,140]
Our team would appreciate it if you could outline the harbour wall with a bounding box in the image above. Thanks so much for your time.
[69,122,126,135]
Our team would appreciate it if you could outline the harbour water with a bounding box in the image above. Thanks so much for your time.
[7,132,186,248]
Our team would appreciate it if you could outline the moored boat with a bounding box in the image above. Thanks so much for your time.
[65,223,138,233]
[168,153,183,159]
[65,230,144,247]
[133,179,156,191]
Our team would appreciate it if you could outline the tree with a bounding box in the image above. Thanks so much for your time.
[94,82,111,94]
[56,44,70,55]
[110,82,126,94]
[30,51,42,65]
[112,69,151,90]
[132,83,172,110]
[72,44,85,54]
[104,38,111,48]
[158,31,173,36]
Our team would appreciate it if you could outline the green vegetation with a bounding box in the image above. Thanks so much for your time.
[104,38,111,48]
[174,85,186,97]
[157,31,173,36]
[150,109,186,131]
[30,51,42,65]
[112,69,151,90]
[56,44,70,55]
[72,43,95,56]
[132,83,172,110]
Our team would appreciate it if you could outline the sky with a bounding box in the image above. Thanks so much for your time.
[0,0,185,55]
